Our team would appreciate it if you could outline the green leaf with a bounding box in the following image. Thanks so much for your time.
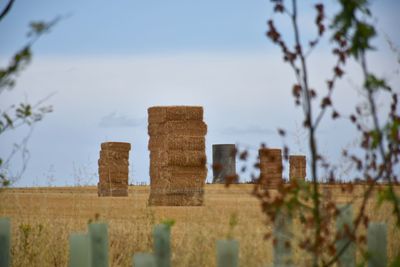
[365,74,391,91]
[16,104,32,119]
[28,21,50,36]
[2,113,13,128]
[370,130,381,149]
[389,255,400,267]
[161,219,175,229]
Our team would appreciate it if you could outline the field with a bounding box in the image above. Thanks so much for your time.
[0,184,399,267]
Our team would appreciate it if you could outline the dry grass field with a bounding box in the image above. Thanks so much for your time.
[0,184,399,267]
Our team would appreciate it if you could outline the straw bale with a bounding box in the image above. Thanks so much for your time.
[150,166,207,187]
[100,150,129,160]
[259,148,282,162]
[98,165,128,172]
[259,175,282,188]
[259,148,282,156]
[98,182,128,189]
[150,150,206,167]
[98,182,126,188]
[98,158,129,167]
[101,142,131,151]
[98,172,129,180]
[148,106,203,124]
[259,164,283,173]
[150,165,207,177]
[148,136,205,151]
[99,175,129,183]
[289,155,306,180]
[148,121,207,136]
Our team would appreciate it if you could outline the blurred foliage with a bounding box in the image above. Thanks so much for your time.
[0,9,59,187]
[245,0,400,266]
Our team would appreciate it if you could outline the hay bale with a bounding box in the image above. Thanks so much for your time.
[150,150,206,167]
[147,106,207,206]
[259,148,282,162]
[97,142,131,197]
[258,148,283,189]
[148,121,207,137]
[98,158,129,167]
[148,136,205,151]
[148,106,203,124]
[150,166,207,188]
[101,142,131,151]
[289,155,306,181]
[99,150,129,160]
[98,165,129,173]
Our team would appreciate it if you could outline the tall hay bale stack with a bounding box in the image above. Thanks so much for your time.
[289,155,306,182]
[212,144,237,184]
[98,142,131,197]
[148,106,207,206]
[259,148,283,189]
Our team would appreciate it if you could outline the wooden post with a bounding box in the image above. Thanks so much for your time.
[0,218,11,267]
[367,223,387,267]
[69,233,91,267]
[216,239,239,267]
[88,223,109,267]
[273,212,293,267]
[132,253,157,267]
[153,224,171,267]
[335,204,355,267]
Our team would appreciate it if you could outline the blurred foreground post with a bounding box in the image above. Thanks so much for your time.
[69,233,91,267]
[216,239,239,267]
[88,223,109,267]
[153,224,171,267]
[367,223,387,267]
[0,218,11,267]
[132,253,157,267]
[273,212,293,267]
[335,204,355,267]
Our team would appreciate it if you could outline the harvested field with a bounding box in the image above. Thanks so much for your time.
[0,184,399,267]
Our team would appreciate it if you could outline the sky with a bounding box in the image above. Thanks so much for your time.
[1,0,399,186]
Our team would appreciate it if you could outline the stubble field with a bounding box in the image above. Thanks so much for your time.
[0,184,399,267]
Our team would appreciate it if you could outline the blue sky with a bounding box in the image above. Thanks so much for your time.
[1,0,272,55]
[0,0,399,186]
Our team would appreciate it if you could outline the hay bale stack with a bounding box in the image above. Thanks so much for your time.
[289,155,306,181]
[148,106,207,206]
[212,144,237,184]
[98,142,131,197]
[259,148,283,189]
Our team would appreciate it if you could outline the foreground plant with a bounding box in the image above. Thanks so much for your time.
[249,0,400,266]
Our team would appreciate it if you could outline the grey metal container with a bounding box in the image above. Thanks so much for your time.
[212,144,236,184]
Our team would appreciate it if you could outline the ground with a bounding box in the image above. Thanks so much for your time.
[0,184,399,266]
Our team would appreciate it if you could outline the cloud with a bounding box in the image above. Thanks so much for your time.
[98,112,144,128]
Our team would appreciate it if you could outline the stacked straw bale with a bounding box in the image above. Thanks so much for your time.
[148,106,207,206]
[259,148,283,189]
[289,155,306,181]
[98,142,131,197]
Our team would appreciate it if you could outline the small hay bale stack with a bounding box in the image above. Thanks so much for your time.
[148,106,207,206]
[259,148,283,189]
[212,144,237,184]
[289,155,306,182]
[97,142,131,197]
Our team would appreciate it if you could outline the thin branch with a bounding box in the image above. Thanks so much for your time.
[0,0,15,22]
